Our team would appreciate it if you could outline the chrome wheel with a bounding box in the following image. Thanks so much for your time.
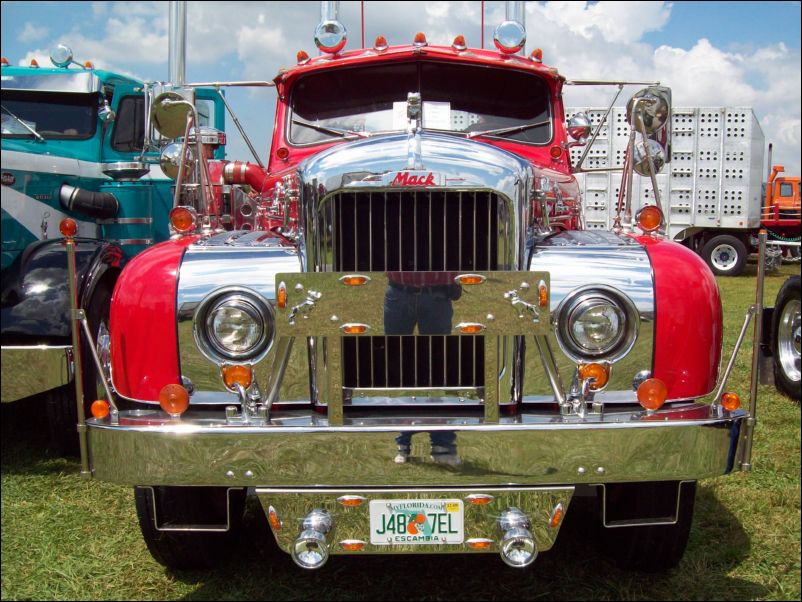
[710,243,739,272]
[778,299,801,383]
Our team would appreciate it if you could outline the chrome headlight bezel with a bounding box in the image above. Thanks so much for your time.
[554,286,640,363]
[193,286,275,363]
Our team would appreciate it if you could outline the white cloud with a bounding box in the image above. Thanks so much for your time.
[18,22,49,43]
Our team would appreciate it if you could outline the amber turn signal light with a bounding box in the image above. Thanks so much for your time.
[530,48,543,63]
[466,539,494,550]
[721,392,741,411]
[296,50,310,64]
[268,506,282,531]
[339,540,366,551]
[637,378,668,411]
[549,503,565,529]
[169,206,197,233]
[457,323,485,334]
[222,364,253,390]
[636,205,663,233]
[341,323,369,335]
[159,383,190,416]
[456,274,485,286]
[276,281,287,309]
[538,280,548,308]
[578,363,610,390]
[59,218,78,238]
[340,275,370,286]
[91,399,110,419]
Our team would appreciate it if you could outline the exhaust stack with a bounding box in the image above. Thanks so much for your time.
[168,1,187,86]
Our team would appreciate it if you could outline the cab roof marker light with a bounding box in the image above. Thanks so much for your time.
[413,32,428,47]
[530,48,543,63]
[452,35,467,51]
[373,36,388,51]
[1,57,9,66]
[296,50,310,65]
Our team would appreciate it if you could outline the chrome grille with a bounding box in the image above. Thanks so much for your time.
[321,190,504,390]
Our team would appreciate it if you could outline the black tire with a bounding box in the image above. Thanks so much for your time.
[135,486,246,570]
[772,276,801,400]
[701,235,748,276]
[602,481,696,573]
[45,278,113,455]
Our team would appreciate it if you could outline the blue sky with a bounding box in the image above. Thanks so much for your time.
[2,1,800,175]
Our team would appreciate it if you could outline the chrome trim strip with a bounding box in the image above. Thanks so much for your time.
[1,71,102,93]
[97,217,153,225]
[1,345,73,402]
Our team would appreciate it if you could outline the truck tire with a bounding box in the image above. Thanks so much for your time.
[603,481,696,572]
[772,276,801,400]
[135,486,246,570]
[45,278,113,455]
[701,235,747,276]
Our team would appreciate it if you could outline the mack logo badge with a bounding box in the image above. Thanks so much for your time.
[391,172,437,187]
[1,173,15,186]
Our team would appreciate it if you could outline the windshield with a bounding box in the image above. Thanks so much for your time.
[289,61,552,145]
[1,90,96,139]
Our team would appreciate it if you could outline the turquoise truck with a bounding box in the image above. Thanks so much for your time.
[0,46,225,452]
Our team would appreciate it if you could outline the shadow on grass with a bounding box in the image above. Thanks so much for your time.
[0,394,76,475]
[167,489,766,602]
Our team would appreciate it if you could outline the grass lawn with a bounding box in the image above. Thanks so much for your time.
[1,263,799,601]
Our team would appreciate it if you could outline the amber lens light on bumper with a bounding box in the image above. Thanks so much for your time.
[578,363,610,390]
[91,399,110,419]
[340,275,370,286]
[159,383,190,416]
[721,392,741,411]
[637,378,668,411]
[222,364,253,389]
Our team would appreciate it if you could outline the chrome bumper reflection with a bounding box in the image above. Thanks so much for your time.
[1,345,73,402]
[87,405,745,486]
[258,486,573,555]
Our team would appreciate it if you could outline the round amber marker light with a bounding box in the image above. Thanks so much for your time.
[530,48,543,62]
[637,378,668,411]
[414,32,427,45]
[59,218,78,238]
[578,363,610,390]
[638,205,663,233]
[169,207,195,233]
[296,50,310,64]
[721,392,741,411]
[276,147,290,160]
[91,399,110,419]
[159,383,190,416]
[222,364,253,389]
[374,36,388,50]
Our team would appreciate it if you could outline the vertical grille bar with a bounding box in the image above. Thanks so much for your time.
[331,191,501,390]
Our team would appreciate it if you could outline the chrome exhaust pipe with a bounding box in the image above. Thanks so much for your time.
[168,1,187,86]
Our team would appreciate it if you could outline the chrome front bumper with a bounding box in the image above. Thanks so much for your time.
[0,345,73,402]
[87,404,745,487]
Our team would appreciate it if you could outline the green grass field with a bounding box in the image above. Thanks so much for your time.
[2,263,799,601]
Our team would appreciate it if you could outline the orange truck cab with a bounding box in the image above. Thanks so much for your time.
[764,165,801,221]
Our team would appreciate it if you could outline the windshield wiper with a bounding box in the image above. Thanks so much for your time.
[292,118,369,139]
[1,104,44,141]
[467,118,550,140]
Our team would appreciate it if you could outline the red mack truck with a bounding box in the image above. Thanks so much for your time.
[65,1,767,573]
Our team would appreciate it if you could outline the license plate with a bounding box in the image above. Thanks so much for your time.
[369,499,464,545]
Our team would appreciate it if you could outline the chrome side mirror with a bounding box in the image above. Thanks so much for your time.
[566,112,592,143]
[98,99,115,124]
[627,86,670,134]
[151,91,193,139]
[633,137,666,176]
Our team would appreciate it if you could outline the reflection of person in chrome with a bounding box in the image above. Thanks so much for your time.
[394,430,462,466]
[384,271,461,335]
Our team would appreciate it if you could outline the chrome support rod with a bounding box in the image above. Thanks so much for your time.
[79,318,118,420]
[712,305,756,405]
[575,84,623,172]
[265,337,294,414]
[172,111,193,209]
[215,89,264,168]
[741,231,767,472]
[66,235,91,479]
[637,114,664,213]
[533,336,566,405]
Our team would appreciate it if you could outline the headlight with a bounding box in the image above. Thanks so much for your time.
[195,288,274,361]
[556,288,639,362]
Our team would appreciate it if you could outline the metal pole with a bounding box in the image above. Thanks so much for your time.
[740,231,767,471]
[66,232,91,478]
[168,1,187,86]
[216,88,264,168]
[481,1,485,49]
